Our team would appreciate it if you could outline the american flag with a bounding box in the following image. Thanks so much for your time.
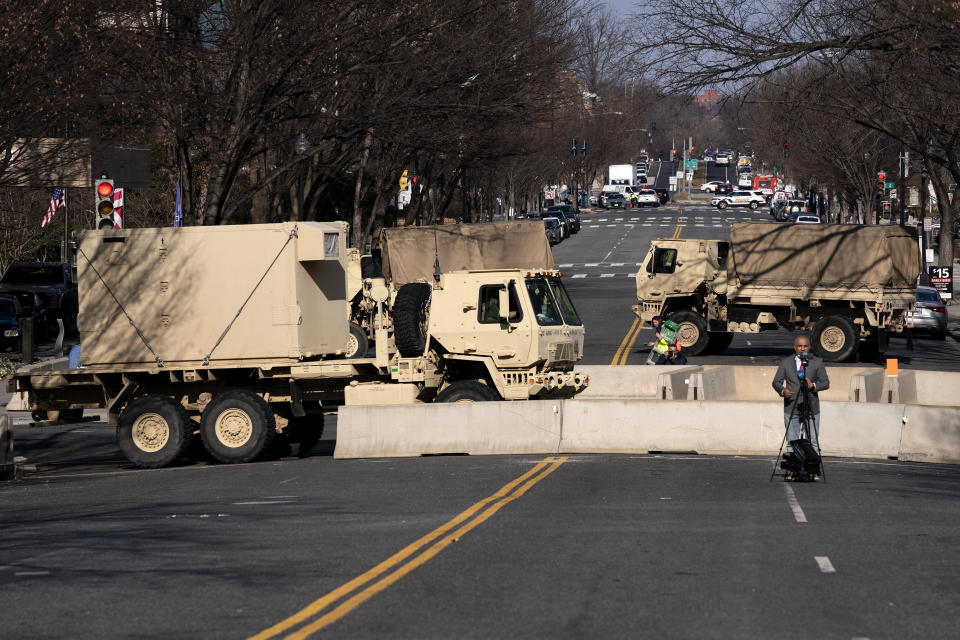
[41,188,66,227]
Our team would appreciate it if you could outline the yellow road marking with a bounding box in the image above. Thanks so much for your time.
[249,457,567,640]
[611,317,639,365]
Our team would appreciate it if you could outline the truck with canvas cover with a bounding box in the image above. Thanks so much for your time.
[9,221,587,469]
[632,222,920,361]
[346,220,554,350]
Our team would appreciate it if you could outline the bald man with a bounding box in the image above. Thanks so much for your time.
[772,334,830,456]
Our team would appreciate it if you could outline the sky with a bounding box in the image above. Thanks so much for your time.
[604,0,636,16]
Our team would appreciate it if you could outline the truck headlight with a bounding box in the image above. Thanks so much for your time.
[4,329,18,337]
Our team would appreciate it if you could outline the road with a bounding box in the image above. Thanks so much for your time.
[3,428,959,639]
[556,193,960,369]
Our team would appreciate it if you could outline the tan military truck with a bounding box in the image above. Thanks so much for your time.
[633,222,921,361]
[345,221,556,356]
[9,221,587,468]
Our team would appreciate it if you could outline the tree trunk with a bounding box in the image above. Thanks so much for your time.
[351,129,375,248]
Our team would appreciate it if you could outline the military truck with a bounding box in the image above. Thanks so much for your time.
[9,221,587,468]
[345,221,556,356]
[632,222,921,361]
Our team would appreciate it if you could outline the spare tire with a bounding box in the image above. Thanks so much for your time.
[393,282,432,357]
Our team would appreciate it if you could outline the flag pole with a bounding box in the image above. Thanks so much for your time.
[62,188,69,264]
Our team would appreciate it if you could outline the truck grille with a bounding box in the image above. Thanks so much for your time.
[548,341,575,364]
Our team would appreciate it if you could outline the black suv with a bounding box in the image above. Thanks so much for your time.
[715,183,734,195]
[0,295,22,355]
[0,262,78,339]
[546,204,580,233]
[653,188,670,205]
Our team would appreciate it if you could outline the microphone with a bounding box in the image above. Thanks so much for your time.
[798,354,808,380]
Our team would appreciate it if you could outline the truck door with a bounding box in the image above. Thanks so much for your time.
[475,283,528,364]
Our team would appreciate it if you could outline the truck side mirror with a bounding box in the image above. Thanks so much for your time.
[498,287,510,321]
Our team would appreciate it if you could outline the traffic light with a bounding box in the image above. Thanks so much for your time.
[399,169,409,191]
[877,171,885,190]
[95,175,115,230]
[783,141,791,158]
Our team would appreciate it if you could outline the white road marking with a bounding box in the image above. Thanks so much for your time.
[784,484,807,523]
[600,273,615,278]
[642,223,652,226]
[610,262,624,266]
[606,224,617,227]
[585,262,599,267]
[615,218,624,222]
[660,223,670,226]
[558,264,574,268]
[231,500,297,505]
[597,218,608,222]
[571,274,586,279]
[15,571,50,577]
[815,556,836,573]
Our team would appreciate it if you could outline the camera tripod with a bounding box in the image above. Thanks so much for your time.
[770,378,826,482]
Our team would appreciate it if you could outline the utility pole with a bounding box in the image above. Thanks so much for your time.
[899,145,908,225]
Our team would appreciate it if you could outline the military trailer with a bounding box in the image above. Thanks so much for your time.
[632,222,921,361]
[10,222,587,468]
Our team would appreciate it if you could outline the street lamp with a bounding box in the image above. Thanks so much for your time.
[295,133,309,219]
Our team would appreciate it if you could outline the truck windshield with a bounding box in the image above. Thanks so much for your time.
[547,277,582,326]
[525,276,563,326]
[1,264,63,285]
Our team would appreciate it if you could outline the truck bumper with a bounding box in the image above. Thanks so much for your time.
[527,370,589,398]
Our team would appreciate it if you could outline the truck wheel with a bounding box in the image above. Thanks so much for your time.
[200,390,275,463]
[273,414,325,458]
[812,315,857,362]
[750,201,759,210]
[345,322,369,358]
[669,311,710,356]
[393,282,432,357]
[705,332,734,354]
[117,396,193,468]
[435,380,500,402]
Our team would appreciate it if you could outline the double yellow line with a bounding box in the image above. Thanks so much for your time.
[611,224,683,366]
[249,456,567,639]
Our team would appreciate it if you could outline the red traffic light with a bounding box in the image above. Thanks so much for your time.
[877,172,885,181]
[97,181,114,197]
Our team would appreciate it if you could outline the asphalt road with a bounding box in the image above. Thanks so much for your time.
[3,429,959,639]
[556,198,960,369]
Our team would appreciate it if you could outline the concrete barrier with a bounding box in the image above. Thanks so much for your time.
[334,400,562,459]
[888,371,960,406]
[693,365,873,402]
[898,405,960,463]
[576,365,701,400]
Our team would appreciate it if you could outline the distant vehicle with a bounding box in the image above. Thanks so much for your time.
[0,261,77,340]
[752,174,777,199]
[653,188,670,205]
[601,192,627,208]
[589,192,600,207]
[715,153,731,166]
[737,156,753,173]
[715,183,734,195]
[793,214,822,224]
[737,173,754,189]
[638,154,649,164]
[702,152,716,163]
[543,217,563,245]
[701,181,724,193]
[0,295,22,355]
[906,285,947,339]
[632,189,660,208]
[715,190,767,210]
[546,204,580,234]
[608,164,637,186]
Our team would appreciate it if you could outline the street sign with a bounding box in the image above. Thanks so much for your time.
[926,248,935,263]
[675,171,684,179]
[685,171,693,180]
[685,159,698,170]
[884,182,896,189]
[929,265,953,300]
[923,217,932,232]
[668,176,677,186]
[889,189,897,200]
[544,189,555,200]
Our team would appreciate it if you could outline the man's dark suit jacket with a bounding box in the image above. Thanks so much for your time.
[772,354,830,415]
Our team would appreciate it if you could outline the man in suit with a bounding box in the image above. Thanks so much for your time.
[772,334,830,455]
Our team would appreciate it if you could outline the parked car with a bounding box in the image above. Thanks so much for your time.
[715,152,731,166]
[715,190,767,210]
[715,182,734,195]
[0,295,22,355]
[589,192,600,207]
[653,188,670,205]
[546,204,579,234]
[543,217,563,245]
[700,181,724,193]
[792,214,822,224]
[601,191,627,208]
[906,285,947,339]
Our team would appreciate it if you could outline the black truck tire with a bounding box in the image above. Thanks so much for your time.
[345,322,369,358]
[705,331,734,355]
[435,380,500,403]
[117,395,193,468]
[393,282,432,357]
[200,390,276,463]
[668,311,710,356]
[812,315,858,362]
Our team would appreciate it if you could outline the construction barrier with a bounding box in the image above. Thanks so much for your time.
[898,405,960,464]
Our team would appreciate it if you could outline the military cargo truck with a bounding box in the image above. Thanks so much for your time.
[632,222,921,361]
[9,222,587,468]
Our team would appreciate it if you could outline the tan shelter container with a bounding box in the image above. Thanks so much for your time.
[379,221,555,286]
[728,223,920,289]
[76,222,350,368]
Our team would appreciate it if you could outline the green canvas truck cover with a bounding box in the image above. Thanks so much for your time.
[727,223,920,289]
[379,221,555,286]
